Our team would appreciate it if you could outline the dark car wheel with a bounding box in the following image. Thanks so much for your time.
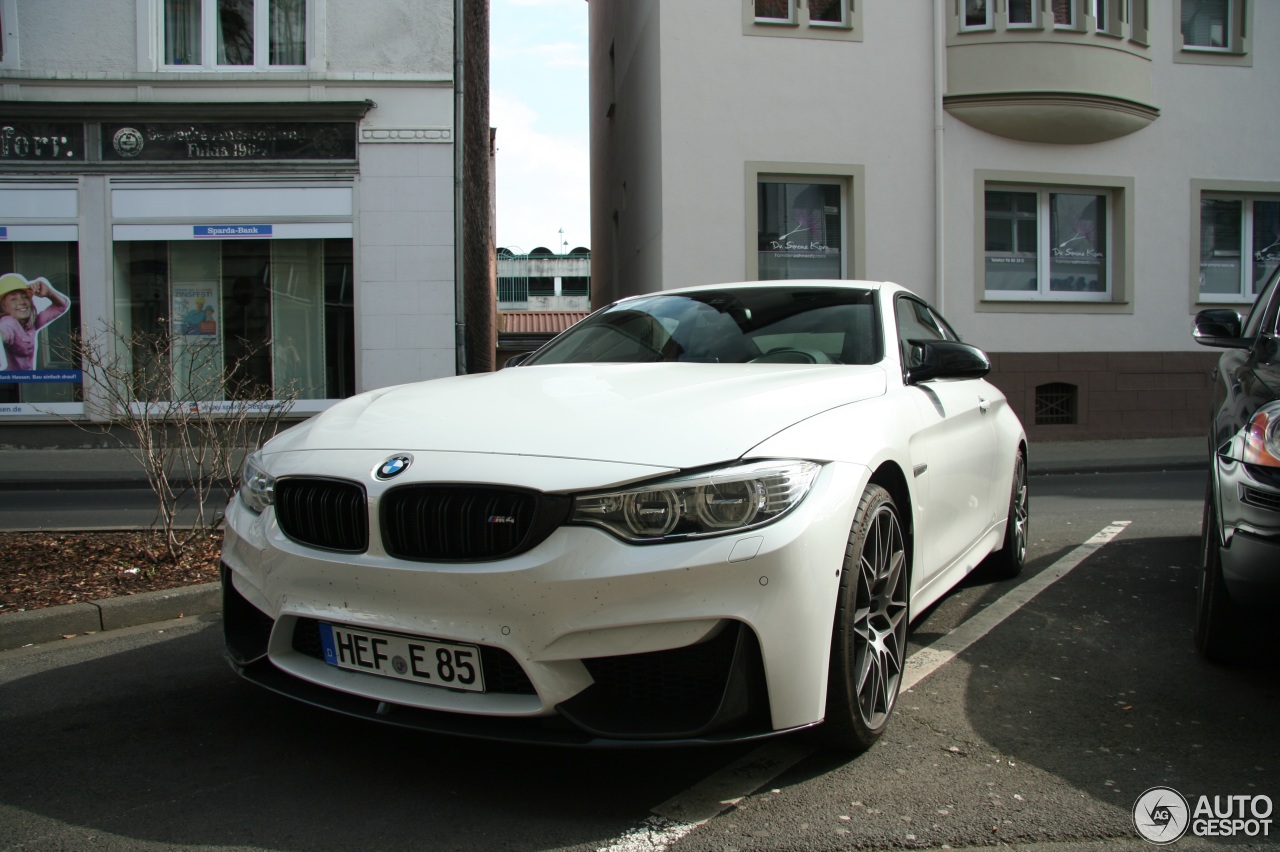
[986,450,1028,580]
[1197,485,1242,663]
[820,484,908,752]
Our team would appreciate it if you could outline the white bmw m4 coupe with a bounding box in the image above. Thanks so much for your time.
[221,280,1028,749]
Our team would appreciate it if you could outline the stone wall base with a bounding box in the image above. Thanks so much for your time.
[986,351,1221,443]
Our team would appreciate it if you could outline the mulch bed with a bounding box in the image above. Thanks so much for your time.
[0,530,222,615]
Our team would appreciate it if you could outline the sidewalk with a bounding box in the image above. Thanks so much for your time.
[0,437,1208,652]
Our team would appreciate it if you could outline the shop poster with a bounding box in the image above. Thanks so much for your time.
[0,271,78,382]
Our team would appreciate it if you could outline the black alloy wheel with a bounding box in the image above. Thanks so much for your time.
[821,484,909,751]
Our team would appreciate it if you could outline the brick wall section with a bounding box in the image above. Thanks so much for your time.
[985,351,1222,442]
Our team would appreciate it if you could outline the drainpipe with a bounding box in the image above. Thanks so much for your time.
[933,0,946,314]
[454,0,468,374]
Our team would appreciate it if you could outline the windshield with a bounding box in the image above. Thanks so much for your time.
[526,287,882,366]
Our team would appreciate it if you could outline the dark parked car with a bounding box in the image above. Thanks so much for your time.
[1192,267,1280,661]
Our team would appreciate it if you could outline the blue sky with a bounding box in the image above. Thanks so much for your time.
[489,0,591,253]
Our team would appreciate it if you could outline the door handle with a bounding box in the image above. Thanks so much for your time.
[978,395,990,414]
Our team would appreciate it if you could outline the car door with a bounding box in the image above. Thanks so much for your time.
[895,296,999,586]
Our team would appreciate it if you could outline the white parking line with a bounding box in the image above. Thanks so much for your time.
[595,520,1132,852]
[902,520,1132,691]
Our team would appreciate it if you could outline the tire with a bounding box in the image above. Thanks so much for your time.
[1197,485,1242,664]
[820,484,909,752]
[987,450,1029,580]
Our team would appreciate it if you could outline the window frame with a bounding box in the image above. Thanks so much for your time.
[0,0,19,70]
[960,0,994,33]
[1007,0,1042,30]
[976,171,1134,315]
[745,162,865,283]
[744,0,861,41]
[983,185,1113,303]
[1176,0,1251,65]
[1192,182,1280,305]
[156,0,312,72]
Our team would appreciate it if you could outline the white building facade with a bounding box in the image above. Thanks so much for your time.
[0,0,492,439]
[588,0,1279,440]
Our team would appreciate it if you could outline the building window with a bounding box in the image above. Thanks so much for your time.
[984,187,1111,301]
[1051,0,1078,29]
[758,179,844,281]
[163,0,307,69]
[0,0,18,68]
[1008,0,1040,28]
[1198,195,1280,302]
[754,0,795,24]
[1181,0,1232,50]
[745,0,859,40]
[111,237,352,401]
[961,0,993,31]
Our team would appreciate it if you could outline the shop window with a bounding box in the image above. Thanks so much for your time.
[1198,194,1280,302]
[984,185,1112,301]
[111,237,352,402]
[162,0,308,69]
[1035,383,1078,425]
[757,179,845,281]
[0,241,80,406]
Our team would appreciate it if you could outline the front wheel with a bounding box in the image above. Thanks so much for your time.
[987,450,1028,579]
[820,484,909,752]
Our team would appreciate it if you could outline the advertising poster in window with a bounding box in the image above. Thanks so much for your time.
[170,282,223,401]
[758,182,842,280]
[173,285,219,337]
[0,272,76,380]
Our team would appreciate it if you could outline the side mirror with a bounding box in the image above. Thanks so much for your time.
[905,340,991,384]
[502,351,535,368]
[1192,309,1250,349]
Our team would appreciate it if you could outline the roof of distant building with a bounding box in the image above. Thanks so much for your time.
[498,311,589,335]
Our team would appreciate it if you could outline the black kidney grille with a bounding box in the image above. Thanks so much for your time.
[275,477,369,553]
[382,485,569,562]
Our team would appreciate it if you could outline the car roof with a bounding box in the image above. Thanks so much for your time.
[616,280,899,303]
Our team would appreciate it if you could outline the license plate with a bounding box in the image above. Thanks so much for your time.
[318,623,485,692]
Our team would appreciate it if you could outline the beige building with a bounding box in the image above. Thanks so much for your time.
[587,0,1279,440]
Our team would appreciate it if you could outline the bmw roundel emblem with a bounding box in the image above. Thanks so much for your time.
[375,454,413,480]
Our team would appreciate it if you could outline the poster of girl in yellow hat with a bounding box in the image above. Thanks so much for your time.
[0,272,71,372]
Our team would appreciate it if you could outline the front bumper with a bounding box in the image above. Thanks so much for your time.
[220,459,867,745]
[1215,456,1280,607]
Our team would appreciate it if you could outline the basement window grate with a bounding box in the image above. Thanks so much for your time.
[1035,382,1078,425]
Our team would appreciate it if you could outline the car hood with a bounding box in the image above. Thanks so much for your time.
[267,363,888,469]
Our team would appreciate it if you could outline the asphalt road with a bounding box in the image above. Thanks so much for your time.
[1,470,1276,851]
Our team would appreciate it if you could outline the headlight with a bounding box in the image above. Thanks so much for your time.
[571,460,820,542]
[1241,401,1280,468]
[239,451,276,514]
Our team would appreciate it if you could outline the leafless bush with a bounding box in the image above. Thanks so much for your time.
[55,323,298,563]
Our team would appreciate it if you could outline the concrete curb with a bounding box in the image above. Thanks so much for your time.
[0,582,220,652]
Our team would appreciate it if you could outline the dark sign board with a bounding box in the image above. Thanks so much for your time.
[0,123,85,161]
[100,122,356,161]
